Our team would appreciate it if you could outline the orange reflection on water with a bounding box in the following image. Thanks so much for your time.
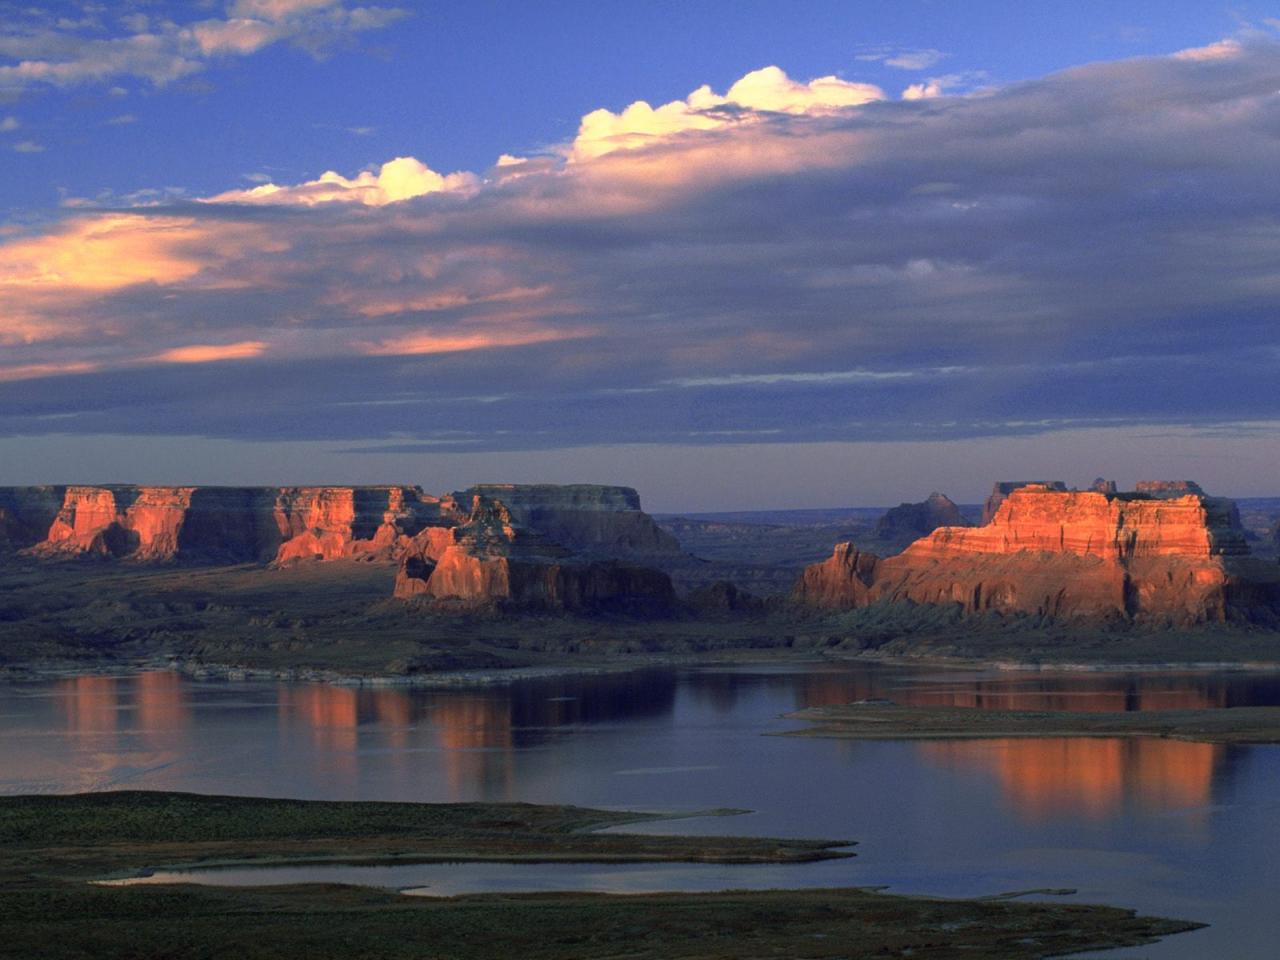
[432,696,515,801]
[920,737,1223,820]
[135,671,189,746]
[57,675,121,736]
[277,685,360,785]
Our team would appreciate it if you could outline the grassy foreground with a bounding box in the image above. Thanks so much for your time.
[783,701,1280,743]
[0,791,1202,959]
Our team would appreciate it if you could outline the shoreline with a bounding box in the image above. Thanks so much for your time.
[781,701,1280,745]
[7,645,1280,688]
[0,790,1204,959]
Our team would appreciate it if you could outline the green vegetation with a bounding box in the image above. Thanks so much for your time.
[784,701,1280,743]
[0,791,1201,960]
[0,792,847,873]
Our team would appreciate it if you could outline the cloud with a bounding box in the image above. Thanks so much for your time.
[206,156,477,206]
[1173,39,1243,61]
[856,46,947,70]
[230,0,342,20]
[146,341,268,364]
[0,2,408,93]
[2,47,1280,457]
[12,139,42,152]
[0,114,17,131]
[571,65,884,161]
[902,72,987,100]
[362,326,594,356]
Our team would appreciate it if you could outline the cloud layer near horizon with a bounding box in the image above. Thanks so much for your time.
[2,42,1279,452]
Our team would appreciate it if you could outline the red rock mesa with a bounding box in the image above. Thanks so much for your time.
[796,481,1280,624]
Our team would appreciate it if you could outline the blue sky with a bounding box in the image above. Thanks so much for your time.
[0,1,1261,214]
[2,2,1279,509]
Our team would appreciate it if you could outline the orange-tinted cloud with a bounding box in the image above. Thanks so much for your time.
[362,325,593,356]
[145,341,268,364]
[0,361,100,383]
[0,215,210,291]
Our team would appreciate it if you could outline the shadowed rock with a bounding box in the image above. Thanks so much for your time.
[395,494,675,612]
[874,492,969,542]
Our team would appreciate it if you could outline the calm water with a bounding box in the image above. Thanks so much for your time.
[5,662,1280,958]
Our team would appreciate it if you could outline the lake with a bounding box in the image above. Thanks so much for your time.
[4,661,1280,957]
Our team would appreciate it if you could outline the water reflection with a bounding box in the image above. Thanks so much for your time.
[42,667,1274,807]
[58,675,121,737]
[787,670,1276,713]
[918,738,1226,821]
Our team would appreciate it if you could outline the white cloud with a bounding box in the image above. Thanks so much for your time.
[901,73,984,100]
[1173,39,1243,61]
[0,115,18,131]
[206,156,478,206]
[572,65,883,161]
[13,140,43,153]
[0,2,408,92]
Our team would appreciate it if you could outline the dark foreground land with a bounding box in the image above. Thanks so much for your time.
[5,558,1280,681]
[785,701,1280,743]
[0,791,1201,960]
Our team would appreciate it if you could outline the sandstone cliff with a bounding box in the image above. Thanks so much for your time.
[4,481,678,612]
[982,481,1068,525]
[395,495,675,612]
[272,487,461,563]
[4,482,678,570]
[797,482,1280,625]
[458,484,681,557]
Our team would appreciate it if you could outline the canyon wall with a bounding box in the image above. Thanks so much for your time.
[394,494,675,612]
[458,484,681,557]
[797,482,1280,624]
[3,483,680,612]
[16,485,446,563]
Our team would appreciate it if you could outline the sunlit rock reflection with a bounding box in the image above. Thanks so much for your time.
[918,737,1225,820]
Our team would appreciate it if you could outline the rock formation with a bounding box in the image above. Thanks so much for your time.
[2,480,677,614]
[394,494,675,612]
[797,482,1280,625]
[458,484,681,557]
[982,481,1068,525]
[272,487,460,563]
[874,492,969,542]
[3,482,679,572]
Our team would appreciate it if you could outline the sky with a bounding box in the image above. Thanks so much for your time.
[2,1,1279,511]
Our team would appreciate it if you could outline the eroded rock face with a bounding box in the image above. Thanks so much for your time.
[394,494,675,612]
[795,543,881,610]
[7,483,677,580]
[982,481,1068,525]
[272,487,459,563]
[797,482,1279,624]
[458,484,682,557]
[874,492,969,542]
